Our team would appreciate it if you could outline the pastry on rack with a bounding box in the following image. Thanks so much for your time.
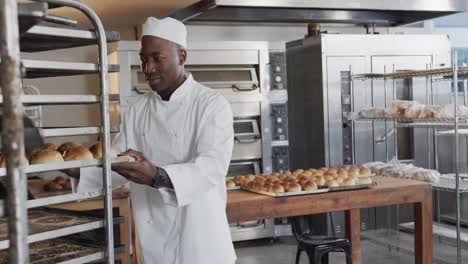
[43,176,72,191]
[30,150,64,165]
[89,141,119,159]
[62,146,94,161]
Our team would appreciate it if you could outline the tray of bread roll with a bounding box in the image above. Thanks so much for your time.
[233,166,377,197]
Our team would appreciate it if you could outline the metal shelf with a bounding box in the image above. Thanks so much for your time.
[0,237,126,264]
[22,59,119,78]
[436,129,468,136]
[40,126,119,137]
[440,213,468,227]
[432,177,468,193]
[352,117,468,128]
[352,67,468,80]
[0,210,103,250]
[27,191,102,209]
[0,95,99,105]
[0,159,100,177]
[41,127,101,137]
[21,25,120,52]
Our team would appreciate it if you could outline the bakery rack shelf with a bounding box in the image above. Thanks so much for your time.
[436,129,468,136]
[41,127,103,137]
[352,67,468,80]
[27,191,102,209]
[0,210,124,250]
[21,25,120,52]
[1,0,120,262]
[0,95,119,105]
[432,177,468,193]
[0,160,99,177]
[351,117,468,128]
[22,59,119,78]
[0,237,126,264]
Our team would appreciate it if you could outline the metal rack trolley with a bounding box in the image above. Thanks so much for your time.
[352,53,465,264]
[1,0,122,263]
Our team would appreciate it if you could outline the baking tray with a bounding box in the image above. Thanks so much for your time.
[0,237,101,264]
[241,186,329,197]
[328,182,377,192]
[227,186,241,191]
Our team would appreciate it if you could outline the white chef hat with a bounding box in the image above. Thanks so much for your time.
[142,17,187,48]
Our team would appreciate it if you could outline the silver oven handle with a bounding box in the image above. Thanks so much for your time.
[232,84,258,92]
[234,137,260,144]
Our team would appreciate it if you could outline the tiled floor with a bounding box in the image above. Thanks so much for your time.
[234,229,468,264]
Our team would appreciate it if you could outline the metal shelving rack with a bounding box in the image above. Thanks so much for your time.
[1,0,121,263]
[351,52,465,263]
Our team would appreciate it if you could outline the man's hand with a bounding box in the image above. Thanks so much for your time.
[111,149,158,186]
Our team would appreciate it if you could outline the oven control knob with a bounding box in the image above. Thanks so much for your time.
[275,76,282,83]
[276,117,283,123]
[277,128,283,134]
[274,66,281,72]
[278,159,284,164]
[344,144,350,150]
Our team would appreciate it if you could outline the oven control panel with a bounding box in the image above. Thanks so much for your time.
[269,52,287,91]
[272,146,289,173]
[271,103,288,141]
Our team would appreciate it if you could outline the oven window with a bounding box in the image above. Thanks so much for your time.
[190,70,252,83]
[228,163,257,176]
[234,121,254,134]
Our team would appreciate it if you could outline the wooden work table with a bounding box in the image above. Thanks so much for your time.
[226,176,433,264]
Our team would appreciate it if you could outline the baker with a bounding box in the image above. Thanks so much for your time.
[70,17,236,264]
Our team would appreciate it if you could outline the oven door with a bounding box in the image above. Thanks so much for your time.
[227,161,260,177]
[232,119,261,161]
[187,66,260,103]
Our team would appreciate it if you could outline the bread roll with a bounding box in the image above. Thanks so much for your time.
[359,167,372,177]
[319,167,328,172]
[89,141,118,159]
[302,181,318,191]
[287,183,302,192]
[335,176,344,184]
[62,146,94,161]
[44,182,63,191]
[302,171,313,177]
[348,167,360,177]
[326,179,339,187]
[261,183,272,192]
[27,143,57,161]
[225,180,236,188]
[270,184,285,193]
[247,181,256,189]
[30,150,64,165]
[358,176,373,185]
[57,142,80,155]
[233,176,244,185]
[343,178,356,186]
[53,176,66,185]
[315,177,326,186]
[293,169,304,175]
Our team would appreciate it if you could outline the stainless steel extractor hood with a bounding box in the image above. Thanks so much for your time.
[169,0,468,26]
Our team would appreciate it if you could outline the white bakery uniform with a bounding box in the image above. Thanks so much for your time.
[78,74,236,264]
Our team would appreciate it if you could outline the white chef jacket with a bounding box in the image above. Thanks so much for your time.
[78,74,236,264]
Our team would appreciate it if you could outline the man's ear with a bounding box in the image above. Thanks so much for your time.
[179,49,187,65]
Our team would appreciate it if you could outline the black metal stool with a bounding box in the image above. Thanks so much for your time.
[290,216,352,264]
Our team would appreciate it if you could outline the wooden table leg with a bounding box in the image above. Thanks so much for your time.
[414,188,433,264]
[345,208,361,264]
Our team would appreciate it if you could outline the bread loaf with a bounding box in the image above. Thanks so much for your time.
[62,146,94,161]
[89,141,118,159]
[30,150,64,165]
